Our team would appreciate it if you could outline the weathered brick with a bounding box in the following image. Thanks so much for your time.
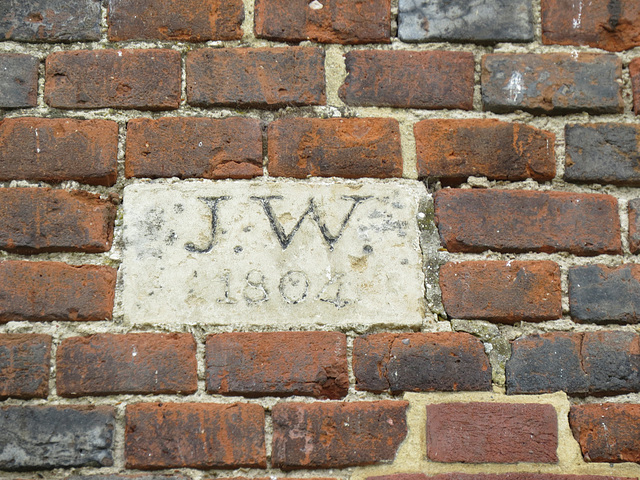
[187,48,325,109]
[629,198,640,253]
[415,119,555,183]
[0,188,116,254]
[272,401,407,469]
[339,50,474,110]
[570,403,640,462]
[369,474,636,480]
[0,334,50,399]
[125,117,263,180]
[254,0,390,44]
[107,0,243,41]
[206,332,348,399]
[58,333,197,397]
[0,118,118,185]
[542,0,640,52]
[0,261,116,322]
[440,261,561,323]
[0,405,114,470]
[631,58,640,116]
[435,189,621,256]
[482,53,623,115]
[398,0,534,43]
[353,332,491,393]
[267,118,402,178]
[426,402,558,463]
[216,478,336,480]
[125,403,266,469]
[69,476,189,480]
[0,54,38,108]
[0,0,101,42]
[45,49,181,110]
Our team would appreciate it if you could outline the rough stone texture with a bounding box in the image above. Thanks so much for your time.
[186,48,325,109]
[0,261,116,323]
[629,198,640,253]
[267,118,402,178]
[631,58,640,115]
[0,118,118,186]
[435,189,622,256]
[398,0,534,43]
[542,0,640,52]
[44,49,181,110]
[125,117,263,180]
[0,54,38,108]
[272,401,408,469]
[0,405,114,470]
[482,53,623,115]
[206,331,348,399]
[339,50,474,110]
[570,403,640,463]
[0,334,51,399]
[57,333,198,396]
[369,474,636,480]
[107,0,244,41]
[0,188,116,254]
[125,402,266,469]
[415,119,555,183]
[69,476,190,480]
[353,332,491,393]
[426,402,558,463]
[0,0,101,42]
[254,0,391,44]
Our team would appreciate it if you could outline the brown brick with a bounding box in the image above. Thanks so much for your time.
[45,49,181,110]
[542,0,640,52]
[108,0,243,41]
[125,402,266,469]
[187,47,325,109]
[0,188,116,254]
[125,117,263,180]
[254,0,390,44]
[440,261,562,323]
[631,58,640,116]
[629,198,640,253]
[272,401,407,469]
[0,261,116,322]
[339,50,473,109]
[416,119,556,183]
[369,474,636,480]
[0,118,118,186]
[206,332,347,399]
[435,189,621,256]
[58,333,197,397]
[0,334,51,399]
[426,402,558,463]
[268,118,402,178]
[353,332,491,393]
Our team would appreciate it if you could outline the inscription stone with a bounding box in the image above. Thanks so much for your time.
[123,180,428,326]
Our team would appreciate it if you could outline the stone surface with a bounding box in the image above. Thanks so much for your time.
[0,54,38,108]
[629,198,640,253]
[631,59,640,115]
[122,180,427,327]
[0,334,51,399]
[69,476,190,480]
[398,0,534,43]
[370,474,636,480]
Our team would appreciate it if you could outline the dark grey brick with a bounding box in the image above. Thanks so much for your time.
[399,0,534,43]
[582,331,640,395]
[0,406,114,470]
[0,54,38,109]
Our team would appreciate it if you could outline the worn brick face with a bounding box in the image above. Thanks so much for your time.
[369,474,636,480]
[631,59,640,115]
[629,198,640,253]
[0,334,51,399]
[0,54,38,108]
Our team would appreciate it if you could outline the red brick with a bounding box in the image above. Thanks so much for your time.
[206,332,347,399]
[272,401,407,468]
[542,0,640,52]
[339,51,473,110]
[629,198,640,253]
[0,118,118,186]
[0,261,116,322]
[125,117,263,180]
[254,0,390,44]
[268,118,402,178]
[353,332,491,392]
[45,49,181,110]
[0,188,116,254]
[187,47,325,109]
[416,119,555,183]
[369,474,635,480]
[107,0,244,41]
[125,402,266,469]
[435,189,621,256]
[57,333,197,397]
[631,59,640,116]
[426,402,558,463]
[0,334,50,399]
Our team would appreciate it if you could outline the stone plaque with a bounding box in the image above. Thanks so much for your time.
[122,179,429,327]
